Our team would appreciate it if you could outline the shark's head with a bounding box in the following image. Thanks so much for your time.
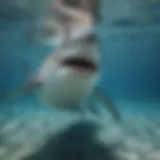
[37,36,101,107]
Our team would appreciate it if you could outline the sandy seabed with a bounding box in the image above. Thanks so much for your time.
[0,100,160,160]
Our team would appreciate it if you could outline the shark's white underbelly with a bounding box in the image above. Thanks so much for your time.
[39,70,98,108]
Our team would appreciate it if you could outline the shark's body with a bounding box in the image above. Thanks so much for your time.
[0,37,121,120]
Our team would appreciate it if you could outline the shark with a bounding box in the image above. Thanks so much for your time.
[0,36,121,120]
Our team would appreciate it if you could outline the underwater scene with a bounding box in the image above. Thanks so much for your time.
[0,0,160,160]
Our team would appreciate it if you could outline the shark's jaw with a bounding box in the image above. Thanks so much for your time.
[61,56,98,74]
[39,58,99,108]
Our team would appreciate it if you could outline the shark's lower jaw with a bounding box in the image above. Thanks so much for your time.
[39,69,99,108]
[62,57,97,73]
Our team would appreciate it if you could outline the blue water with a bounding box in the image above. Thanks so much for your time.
[0,6,160,160]
[0,22,159,109]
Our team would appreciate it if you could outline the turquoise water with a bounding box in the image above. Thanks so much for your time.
[0,5,160,160]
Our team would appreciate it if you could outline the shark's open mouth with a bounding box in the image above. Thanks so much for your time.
[62,57,97,72]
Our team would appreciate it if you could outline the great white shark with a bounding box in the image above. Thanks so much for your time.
[0,36,121,120]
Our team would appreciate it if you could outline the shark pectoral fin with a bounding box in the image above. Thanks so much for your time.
[94,88,121,121]
[0,82,39,104]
